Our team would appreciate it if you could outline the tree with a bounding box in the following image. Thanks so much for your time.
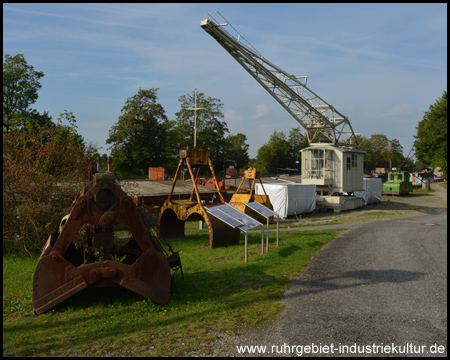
[168,90,229,173]
[344,133,410,172]
[414,90,447,174]
[256,130,293,174]
[106,88,168,174]
[288,127,308,170]
[401,157,416,172]
[225,133,250,170]
[54,110,85,148]
[369,134,404,169]
[351,135,371,171]
[3,54,86,144]
[288,128,307,155]
[353,134,405,172]
[5,110,54,134]
[255,128,308,175]
[3,54,45,131]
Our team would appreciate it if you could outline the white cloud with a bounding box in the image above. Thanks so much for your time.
[224,109,244,122]
[252,103,271,119]
[384,103,414,117]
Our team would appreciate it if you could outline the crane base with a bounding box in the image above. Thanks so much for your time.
[315,195,364,213]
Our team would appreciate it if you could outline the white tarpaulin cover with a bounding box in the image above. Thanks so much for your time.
[354,178,383,205]
[255,183,316,218]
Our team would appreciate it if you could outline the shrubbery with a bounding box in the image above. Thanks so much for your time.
[3,128,92,254]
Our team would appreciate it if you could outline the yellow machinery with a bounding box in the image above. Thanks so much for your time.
[229,168,274,223]
[158,146,240,248]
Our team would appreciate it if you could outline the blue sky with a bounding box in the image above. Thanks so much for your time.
[3,3,447,162]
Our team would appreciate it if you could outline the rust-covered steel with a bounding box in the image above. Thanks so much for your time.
[32,167,182,314]
[158,146,240,248]
[229,168,274,223]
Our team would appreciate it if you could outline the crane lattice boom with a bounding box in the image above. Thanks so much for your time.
[200,11,359,147]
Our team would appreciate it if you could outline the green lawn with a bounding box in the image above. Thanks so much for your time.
[3,225,344,357]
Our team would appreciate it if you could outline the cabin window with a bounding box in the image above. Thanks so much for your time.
[346,157,351,170]
[324,150,333,179]
[351,153,357,168]
[302,148,333,179]
[397,173,403,181]
[390,173,395,180]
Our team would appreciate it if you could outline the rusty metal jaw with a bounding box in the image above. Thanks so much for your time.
[32,174,175,314]
[32,249,171,314]
[33,249,88,315]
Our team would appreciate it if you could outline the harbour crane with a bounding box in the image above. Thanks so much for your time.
[200,11,365,212]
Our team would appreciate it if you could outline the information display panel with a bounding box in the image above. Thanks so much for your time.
[244,201,276,217]
[206,203,262,231]
[206,205,243,228]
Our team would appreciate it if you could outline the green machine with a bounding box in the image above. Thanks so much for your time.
[382,170,413,195]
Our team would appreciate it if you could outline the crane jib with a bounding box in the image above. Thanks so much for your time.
[200,13,359,147]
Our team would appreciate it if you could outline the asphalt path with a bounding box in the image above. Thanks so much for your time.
[236,210,448,357]
[228,187,447,357]
[225,184,447,356]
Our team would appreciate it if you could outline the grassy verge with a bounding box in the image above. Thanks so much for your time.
[3,225,344,357]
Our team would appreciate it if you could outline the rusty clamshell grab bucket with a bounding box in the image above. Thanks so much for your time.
[32,167,182,314]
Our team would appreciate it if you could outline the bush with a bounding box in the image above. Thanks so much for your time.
[3,128,92,254]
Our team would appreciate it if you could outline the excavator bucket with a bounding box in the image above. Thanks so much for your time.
[32,168,181,314]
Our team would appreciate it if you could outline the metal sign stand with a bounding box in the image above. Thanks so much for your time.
[205,203,263,262]
[244,201,279,252]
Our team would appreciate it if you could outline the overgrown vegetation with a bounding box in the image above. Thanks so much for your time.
[3,226,343,357]
[3,128,91,254]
